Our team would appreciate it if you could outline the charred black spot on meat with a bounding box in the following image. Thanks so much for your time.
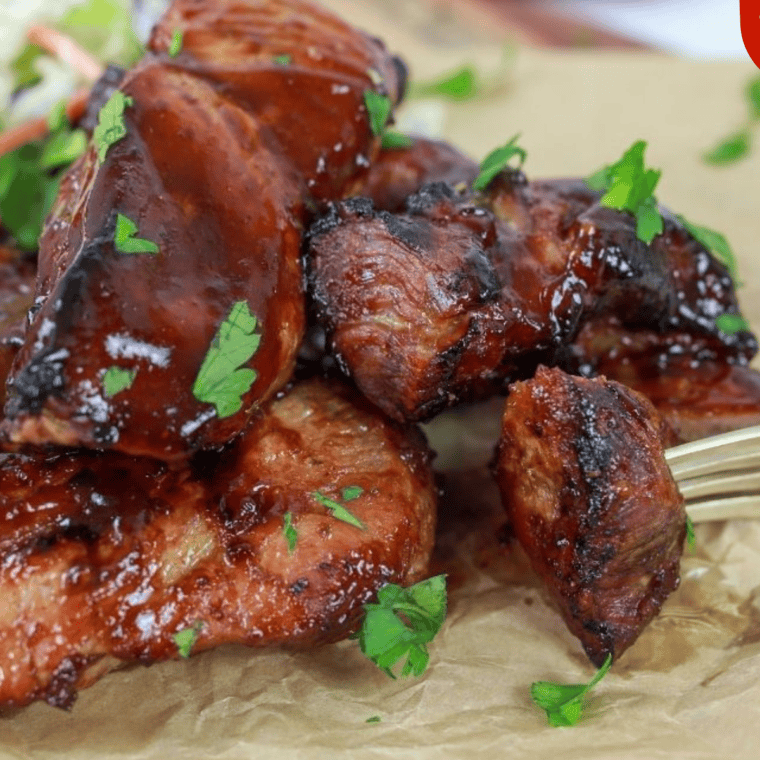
[404,182,456,215]
[379,211,430,253]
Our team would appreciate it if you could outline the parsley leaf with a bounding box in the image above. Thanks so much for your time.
[586,140,663,243]
[703,131,751,165]
[93,90,133,163]
[685,514,696,554]
[102,366,136,397]
[381,131,413,150]
[364,89,412,150]
[702,75,760,166]
[273,54,292,66]
[114,213,159,254]
[283,511,297,554]
[168,29,183,57]
[676,215,739,282]
[192,300,261,418]
[341,485,364,502]
[357,575,447,678]
[472,134,526,192]
[716,313,750,335]
[312,491,365,529]
[531,653,612,727]
[748,75,760,120]
[410,65,478,101]
[364,90,392,137]
[173,621,204,658]
[366,715,381,724]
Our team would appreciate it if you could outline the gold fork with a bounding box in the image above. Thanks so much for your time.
[666,425,760,522]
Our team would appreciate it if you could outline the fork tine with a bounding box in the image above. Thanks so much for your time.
[677,469,760,500]
[686,494,760,523]
[665,424,760,480]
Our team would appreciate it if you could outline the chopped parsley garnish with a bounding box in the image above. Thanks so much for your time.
[676,215,739,282]
[472,134,527,192]
[410,65,478,101]
[364,88,412,150]
[364,90,392,137]
[406,45,516,103]
[312,491,365,530]
[586,140,663,244]
[356,575,447,679]
[168,29,183,57]
[685,514,696,553]
[704,132,750,165]
[283,511,297,554]
[102,366,136,397]
[192,300,261,418]
[381,131,413,150]
[114,213,159,254]
[531,653,612,727]
[273,54,291,66]
[716,313,750,335]
[93,90,133,163]
[703,74,760,165]
[366,716,381,724]
[173,621,204,658]
[0,106,86,250]
[341,485,364,502]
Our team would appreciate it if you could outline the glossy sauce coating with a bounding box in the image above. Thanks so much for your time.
[0,246,35,409]
[563,315,760,442]
[495,366,685,666]
[359,136,479,212]
[0,378,436,708]
[308,172,753,423]
[2,0,403,460]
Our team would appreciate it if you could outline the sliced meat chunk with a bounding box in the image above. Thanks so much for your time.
[494,366,685,665]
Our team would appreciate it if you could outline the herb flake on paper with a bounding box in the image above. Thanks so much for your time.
[356,575,447,679]
[531,654,612,727]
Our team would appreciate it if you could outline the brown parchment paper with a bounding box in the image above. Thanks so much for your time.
[2,2,760,758]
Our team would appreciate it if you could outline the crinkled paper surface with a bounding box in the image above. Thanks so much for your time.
[1,1,760,757]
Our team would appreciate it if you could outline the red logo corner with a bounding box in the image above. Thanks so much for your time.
[741,0,760,69]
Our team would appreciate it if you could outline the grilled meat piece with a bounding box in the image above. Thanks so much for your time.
[560,315,760,442]
[359,136,479,212]
[2,0,404,460]
[308,173,752,423]
[0,378,436,708]
[494,366,685,665]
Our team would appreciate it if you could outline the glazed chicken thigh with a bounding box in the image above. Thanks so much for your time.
[0,378,436,708]
[1,0,404,460]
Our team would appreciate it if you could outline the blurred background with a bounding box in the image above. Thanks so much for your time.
[469,0,745,57]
